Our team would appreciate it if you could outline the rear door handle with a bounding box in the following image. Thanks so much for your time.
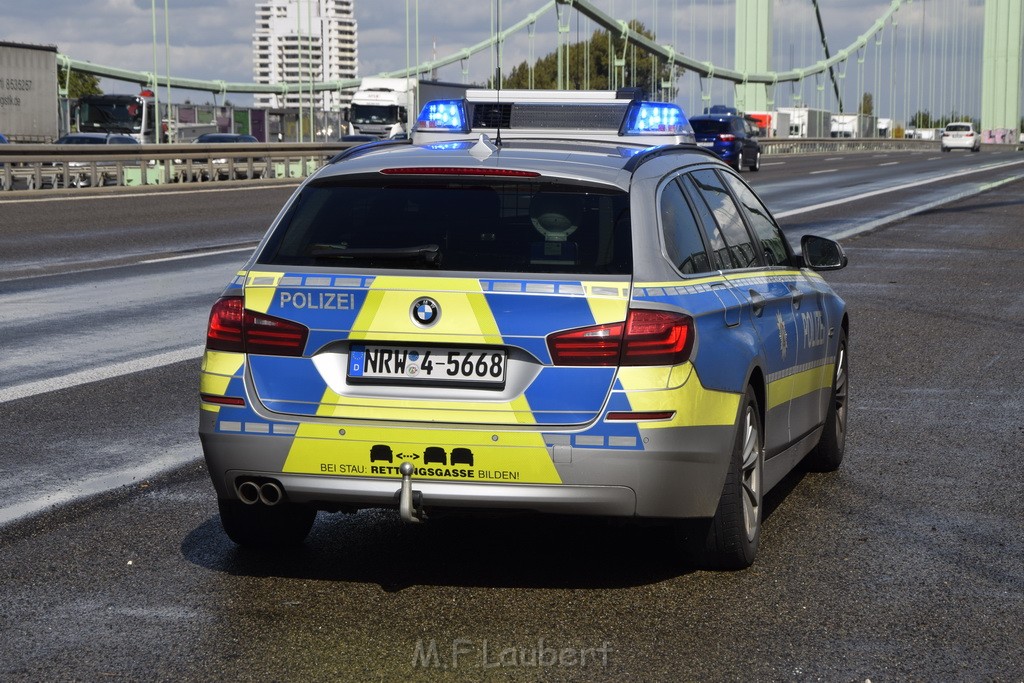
[788,284,804,309]
[749,290,766,317]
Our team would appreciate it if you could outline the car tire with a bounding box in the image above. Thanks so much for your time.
[688,386,764,570]
[942,146,950,153]
[748,150,761,172]
[972,145,980,153]
[806,330,849,472]
[218,498,316,548]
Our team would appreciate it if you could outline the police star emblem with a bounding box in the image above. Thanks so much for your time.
[776,309,789,360]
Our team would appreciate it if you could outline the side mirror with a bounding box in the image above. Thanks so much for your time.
[801,235,848,271]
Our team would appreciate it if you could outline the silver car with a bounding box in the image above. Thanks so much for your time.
[199,90,849,569]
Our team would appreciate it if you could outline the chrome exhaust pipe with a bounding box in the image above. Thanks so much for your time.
[237,480,261,505]
[258,481,284,506]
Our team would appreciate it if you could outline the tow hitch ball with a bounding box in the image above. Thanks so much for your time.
[399,461,425,524]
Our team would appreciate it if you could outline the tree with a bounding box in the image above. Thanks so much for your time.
[58,67,102,98]
[859,92,873,116]
[500,22,682,97]
[908,110,933,128]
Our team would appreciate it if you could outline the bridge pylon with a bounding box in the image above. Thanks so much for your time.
[734,0,772,113]
[981,0,1024,142]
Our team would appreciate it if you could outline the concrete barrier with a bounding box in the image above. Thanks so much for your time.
[0,141,353,192]
[0,137,1008,192]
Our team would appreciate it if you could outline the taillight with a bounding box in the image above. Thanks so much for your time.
[206,297,244,351]
[547,310,693,366]
[205,296,308,356]
[719,134,737,142]
[380,167,540,177]
[547,321,625,365]
[621,310,693,365]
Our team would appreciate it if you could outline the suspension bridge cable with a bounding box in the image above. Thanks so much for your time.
[811,0,843,111]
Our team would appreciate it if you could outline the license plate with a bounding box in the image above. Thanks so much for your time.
[697,141,714,148]
[348,344,507,385]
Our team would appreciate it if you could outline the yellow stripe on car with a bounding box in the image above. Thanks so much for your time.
[349,276,502,344]
[282,423,562,484]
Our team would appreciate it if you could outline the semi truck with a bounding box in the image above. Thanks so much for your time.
[76,92,220,143]
[830,113,879,138]
[347,78,471,139]
[777,107,831,138]
[0,41,60,142]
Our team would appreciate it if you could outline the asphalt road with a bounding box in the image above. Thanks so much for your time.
[0,151,1022,680]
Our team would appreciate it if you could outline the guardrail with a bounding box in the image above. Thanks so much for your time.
[759,137,946,155]
[0,137,1006,192]
[0,141,353,192]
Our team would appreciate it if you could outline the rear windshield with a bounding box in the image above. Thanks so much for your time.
[689,120,729,135]
[946,124,971,132]
[258,179,632,274]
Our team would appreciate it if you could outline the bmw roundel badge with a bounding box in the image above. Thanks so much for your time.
[411,297,440,326]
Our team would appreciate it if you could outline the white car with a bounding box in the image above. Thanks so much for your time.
[941,123,981,152]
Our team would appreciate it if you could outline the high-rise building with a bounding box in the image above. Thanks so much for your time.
[253,0,357,111]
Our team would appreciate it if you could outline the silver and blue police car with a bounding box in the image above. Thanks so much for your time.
[199,90,849,569]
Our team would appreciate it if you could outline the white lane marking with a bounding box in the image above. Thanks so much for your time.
[6,155,1022,522]
[810,169,838,175]
[0,345,205,404]
[775,158,1024,218]
[0,444,199,527]
[0,182,301,205]
[824,157,844,161]
[141,246,253,264]
[829,174,1024,241]
[762,161,786,167]
[879,161,899,166]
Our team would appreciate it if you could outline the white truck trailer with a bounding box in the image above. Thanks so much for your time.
[777,107,831,139]
[347,78,471,139]
[0,41,60,142]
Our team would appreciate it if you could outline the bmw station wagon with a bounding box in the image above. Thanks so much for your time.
[200,90,849,569]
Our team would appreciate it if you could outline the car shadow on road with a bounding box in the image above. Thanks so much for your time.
[181,466,806,592]
[181,510,690,591]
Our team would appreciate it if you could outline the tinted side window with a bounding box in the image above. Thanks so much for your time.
[680,175,729,271]
[722,174,792,267]
[688,169,760,269]
[660,179,712,275]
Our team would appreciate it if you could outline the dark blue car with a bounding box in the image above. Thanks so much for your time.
[689,114,761,172]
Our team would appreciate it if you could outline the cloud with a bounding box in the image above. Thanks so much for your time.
[1,0,989,118]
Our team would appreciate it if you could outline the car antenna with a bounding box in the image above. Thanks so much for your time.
[494,0,503,147]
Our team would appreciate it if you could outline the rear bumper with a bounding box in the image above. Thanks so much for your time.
[942,138,978,149]
[225,470,638,516]
[200,422,735,519]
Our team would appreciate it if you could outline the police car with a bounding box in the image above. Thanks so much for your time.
[199,89,849,569]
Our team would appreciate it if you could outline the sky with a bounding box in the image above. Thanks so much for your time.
[1,0,990,123]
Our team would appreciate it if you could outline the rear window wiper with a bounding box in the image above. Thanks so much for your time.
[308,243,440,265]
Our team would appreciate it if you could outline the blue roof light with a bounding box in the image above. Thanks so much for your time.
[416,99,469,133]
[423,141,476,151]
[623,102,689,135]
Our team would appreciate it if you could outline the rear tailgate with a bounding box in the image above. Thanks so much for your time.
[244,271,630,426]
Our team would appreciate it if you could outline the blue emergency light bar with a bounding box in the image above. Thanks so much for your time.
[413,92,693,144]
[416,100,469,133]
[622,102,687,135]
